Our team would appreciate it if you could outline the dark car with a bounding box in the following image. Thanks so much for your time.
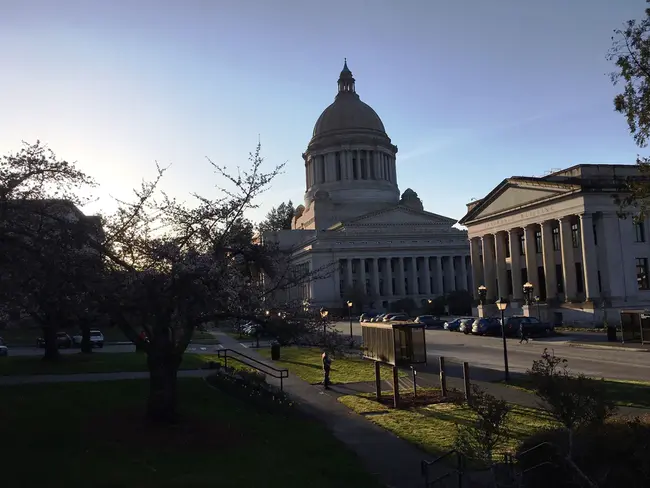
[36,332,72,349]
[414,315,444,328]
[505,316,554,337]
[444,318,463,331]
[471,317,502,336]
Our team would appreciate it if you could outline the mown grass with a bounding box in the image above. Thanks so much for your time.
[257,346,404,384]
[0,379,382,488]
[339,390,557,458]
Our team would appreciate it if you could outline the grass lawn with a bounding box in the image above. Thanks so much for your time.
[0,379,381,488]
[257,346,404,385]
[501,377,650,410]
[0,352,225,376]
[339,390,557,458]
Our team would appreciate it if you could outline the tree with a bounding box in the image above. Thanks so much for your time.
[257,200,294,234]
[0,141,99,360]
[609,2,650,218]
[527,349,617,458]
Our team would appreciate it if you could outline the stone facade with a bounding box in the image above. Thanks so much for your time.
[264,61,470,311]
[459,164,650,326]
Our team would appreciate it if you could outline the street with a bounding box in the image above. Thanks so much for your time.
[334,320,650,383]
[6,343,221,357]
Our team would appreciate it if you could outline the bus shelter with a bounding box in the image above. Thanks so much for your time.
[619,310,650,344]
[361,322,427,407]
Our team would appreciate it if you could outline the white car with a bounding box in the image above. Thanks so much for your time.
[72,329,104,348]
[0,337,8,356]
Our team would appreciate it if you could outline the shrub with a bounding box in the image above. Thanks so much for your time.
[453,385,511,466]
[517,416,650,488]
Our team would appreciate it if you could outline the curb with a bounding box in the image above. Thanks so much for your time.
[568,342,650,353]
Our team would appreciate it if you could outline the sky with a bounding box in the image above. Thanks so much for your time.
[0,0,646,223]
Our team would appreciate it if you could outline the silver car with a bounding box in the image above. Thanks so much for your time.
[0,337,8,357]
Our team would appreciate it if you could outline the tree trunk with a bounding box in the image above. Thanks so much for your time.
[146,351,182,424]
[42,327,60,361]
[80,324,92,354]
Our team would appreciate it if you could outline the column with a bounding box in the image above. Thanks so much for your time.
[386,258,394,296]
[346,150,353,180]
[495,231,509,299]
[355,150,361,180]
[372,258,380,297]
[559,217,577,301]
[391,157,397,183]
[508,229,523,300]
[410,257,418,295]
[334,259,341,299]
[446,257,456,292]
[365,151,371,180]
[459,255,468,291]
[524,225,540,294]
[397,257,405,295]
[373,151,380,180]
[579,213,600,301]
[360,258,367,295]
[540,221,557,301]
[346,258,353,291]
[435,256,444,295]
[323,153,331,182]
[601,213,626,299]
[423,257,432,295]
[481,235,496,300]
[470,238,483,299]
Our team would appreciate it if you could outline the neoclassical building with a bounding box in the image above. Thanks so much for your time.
[459,164,650,325]
[263,61,470,311]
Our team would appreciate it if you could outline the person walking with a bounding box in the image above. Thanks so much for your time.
[322,351,332,389]
[519,322,529,344]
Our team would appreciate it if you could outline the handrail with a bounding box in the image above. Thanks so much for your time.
[216,348,289,391]
[421,450,464,487]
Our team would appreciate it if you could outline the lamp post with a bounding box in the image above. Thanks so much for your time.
[495,297,510,382]
[478,285,487,305]
[319,308,329,340]
[347,300,353,339]
[534,295,541,320]
[523,282,534,305]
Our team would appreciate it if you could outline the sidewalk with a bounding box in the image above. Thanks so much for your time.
[213,332,444,488]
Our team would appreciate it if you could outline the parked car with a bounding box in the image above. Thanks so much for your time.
[444,318,463,331]
[504,316,554,337]
[36,332,72,349]
[415,315,445,328]
[471,317,502,336]
[72,329,105,348]
[359,313,377,322]
[459,319,473,334]
[372,314,386,322]
[0,337,8,357]
[386,313,409,322]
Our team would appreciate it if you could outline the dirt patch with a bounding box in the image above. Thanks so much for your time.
[85,408,247,451]
[376,388,465,409]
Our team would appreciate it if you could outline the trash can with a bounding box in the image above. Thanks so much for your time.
[271,342,281,360]
[607,325,617,342]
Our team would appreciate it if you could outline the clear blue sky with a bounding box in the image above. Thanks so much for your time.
[0,0,644,223]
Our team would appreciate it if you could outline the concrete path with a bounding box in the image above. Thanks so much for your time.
[214,332,445,488]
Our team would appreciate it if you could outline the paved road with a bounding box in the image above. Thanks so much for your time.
[6,343,221,357]
[334,320,650,382]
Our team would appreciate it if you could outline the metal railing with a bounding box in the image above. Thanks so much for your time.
[216,348,289,391]
[421,449,465,487]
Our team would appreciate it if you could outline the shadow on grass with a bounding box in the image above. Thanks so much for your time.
[279,359,322,370]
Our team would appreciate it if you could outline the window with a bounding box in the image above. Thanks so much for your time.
[360,153,366,179]
[575,263,584,293]
[352,157,358,179]
[351,262,357,274]
[552,227,560,251]
[555,264,564,293]
[593,224,598,246]
[391,260,395,273]
[519,234,525,256]
[635,222,646,243]
[636,258,649,290]
[364,261,369,273]
[506,270,513,295]
[405,279,409,294]
[598,270,602,292]
[339,281,344,297]
[335,152,342,180]
[535,230,542,254]
[571,223,579,248]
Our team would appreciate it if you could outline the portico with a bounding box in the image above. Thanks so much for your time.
[460,164,650,326]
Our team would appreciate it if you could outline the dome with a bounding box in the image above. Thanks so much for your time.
[311,60,386,138]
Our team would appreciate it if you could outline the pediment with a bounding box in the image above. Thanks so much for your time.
[330,205,457,230]
[463,179,578,223]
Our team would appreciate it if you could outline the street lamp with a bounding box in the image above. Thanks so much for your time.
[320,308,329,339]
[534,295,541,320]
[523,282,534,305]
[347,301,353,339]
[495,297,510,382]
[478,285,487,305]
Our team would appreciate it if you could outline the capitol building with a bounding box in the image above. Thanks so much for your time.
[263,61,470,311]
